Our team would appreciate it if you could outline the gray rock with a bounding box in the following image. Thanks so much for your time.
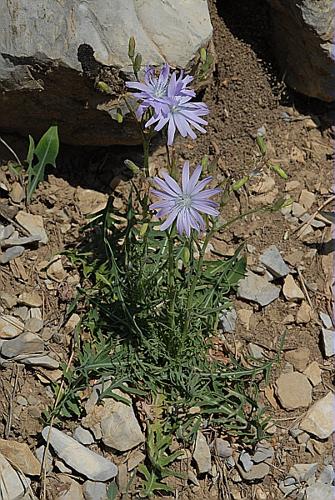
[42,426,117,481]
[73,426,95,446]
[0,451,31,499]
[239,451,253,472]
[220,308,237,333]
[213,438,233,459]
[100,390,144,451]
[1,332,44,358]
[57,475,84,500]
[237,271,280,306]
[0,246,25,264]
[252,441,274,464]
[0,0,212,146]
[35,445,52,473]
[193,431,211,474]
[299,392,335,439]
[83,481,108,500]
[0,315,24,339]
[15,212,48,245]
[306,483,335,500]
[25,318,44,333]
[259,245,290,278]
[318,465,335,485]
[0,292,17,309]
[238,462,270,481]
[321,328,335,357]
[268,0,335,102]
[320,312,333,329]
[276,372,312,410]
[55,459,72,474]
[2,235,41,247]
[17,354,59,369]
[288,463,318,483]
[0,224,14,241]
[248,343,264,360]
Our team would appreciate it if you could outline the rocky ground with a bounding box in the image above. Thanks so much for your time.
[0,1,334,499]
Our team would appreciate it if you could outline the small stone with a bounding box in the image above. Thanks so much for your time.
[252,441,274,464]
[9,182,25,203]
[0,452,31,499]
[29,307,42,319]
[248,343,264,359]
[73,426,95,445]
[35,445,52,472]
[318,465,335,485]
[303,362,322,386]
[319,312,332,329]
[306,483,335,500]
[296,301,312,324]
[76,188,108,215]
[1,331,44,358]
[220,308,237,333]
[18,291,42,308]
[193,431,211,474]
[0,224,14,241]
[83,481,108,500]
[16,210,48,244]
[284,347,310,372]
[275,372,312,410]
[0,292,17,309]
[299,392,335,439]
[213,438,233,459]
[289,463,318,482]
[57,475,84,500]
[254,486,267,500]
[18,354,59,369]
[100,390,144,451]
[16,395,28,406]
[296,432,310,444]
[239,451,253,472]
[117,463,128,494]
[25,317,44,333]
[291,202,306,218]
[250,174,275,195]
[285,181,301,192]
[238,462,270,481]
[237,271,280,307]
[321,328,335,357]
[0,315,24,339]
[55,459,72,473]
[42,426,118,481]
[63,313,80,335]
[299,190,316,210]
[238,309,253,330]
[0,245,25,263]
[46,256,67,282]
[13,306,29,321]
[2,235,40,247]
[283,275,304,301]
[259,245,290,278]
[299,213,325,228]
[0,438,41,475]
[127,450,145,471]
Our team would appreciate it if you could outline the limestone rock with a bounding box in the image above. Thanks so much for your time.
[15,211,47,244]
[259,245,290,278]
[0,0,212,146]
[268,0,335,102]
[0,315,24,339]
[321,328,335,357]
[1,332,44,358]
[275,372,312,409]
[299,392,335,439]
[237,271,280,306]
[0,452,31,499]
[83,481,108,500]
[57,475,84,500]
[303,362,322,386]
[0,439,41,476]
[282,275,304,301]
[284,347,310,372]
[193,431,211,474]
[42,426,117,481]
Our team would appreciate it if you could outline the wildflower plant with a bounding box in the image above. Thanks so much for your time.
[52,39,284,497]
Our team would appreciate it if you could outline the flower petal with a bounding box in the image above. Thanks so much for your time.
[182,161,190,192]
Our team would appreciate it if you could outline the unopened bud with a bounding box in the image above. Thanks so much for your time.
[128,36,136,59]
[271,163,288,180]
[200,47,207,64]
[232,176,249,191]
[134,53,142,73]
[124,159,140,174]
[96,81,113,94]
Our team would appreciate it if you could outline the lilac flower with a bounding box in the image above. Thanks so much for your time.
[150,161,221,237]
[126,64,195,118]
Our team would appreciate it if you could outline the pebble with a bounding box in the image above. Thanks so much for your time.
[57,475,84,499]
[18,354,59,369]
[299,392,335,439]
[239,451,253,472]
[25,317,44,333]
[127,450,145,471]
[0,292,17,309]
[220,308,237,333]
[213,438,233,459]
[296,301,312,324]
[299,213,325,228]
[238,462,269,481]
[275,372,312,409]
[13,306,29,321]
[291,202,306,218]
[55,459,72,474]
[46,256,67,282]
[299,189,316,210]
[35,445,52,472]
[1,332,44,358]
[284,347,310,372]
[2,235,41,247]
[17,395,28,406]
[303,362,322,386]
[9,182,25,204]
[73,426,95,445]
[282,275,304,301]
[42,426,118,481]
[0,224,14,241]
[259,245,290,278]
[63,313,80,335]
[248,343,264,359]
[319,312,332,330]
[237,271,280,307]
[318,464,335,485]
[0,245,25,263]
[193,431,211,474]
[0,452,31,499]
[0,438,41,476]
[100,390,144,451]
[285,181,301,191]
[16,210,48,244]
[289,463,318,482]
[321,328,335,357]
[252,441,274,463]
[0,315,24,339]
[76,188,108,215]
[305,483,335,500]
[83,481,108,500]
[18,291,42,308]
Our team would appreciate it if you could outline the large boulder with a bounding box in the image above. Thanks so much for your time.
[0,0,212,145]
[268,0,335,102]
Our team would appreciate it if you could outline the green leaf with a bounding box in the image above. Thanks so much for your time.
[27,125,59,203]
[256,135,267,155]
[270,163,288,180]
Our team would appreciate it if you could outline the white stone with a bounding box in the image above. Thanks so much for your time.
[193,431,211,474]
[237,271,280,306]
[0,452,31,499]
[83,481,108,500]
[282,275,304,301]
[322,328,335,357]
[0,315,24,339]
[275,372,312,409]
[16,211,48,244]
[299,392,335,439]
[259,245,290,278]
